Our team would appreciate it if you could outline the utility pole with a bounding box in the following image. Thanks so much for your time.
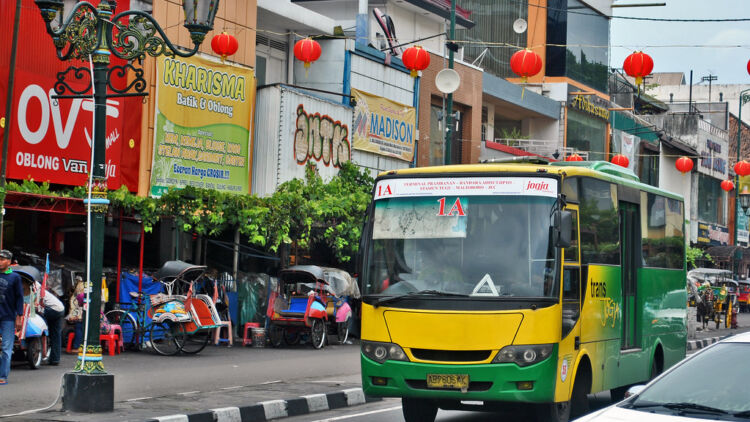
[701,74,717,115]
[444,0,456,165]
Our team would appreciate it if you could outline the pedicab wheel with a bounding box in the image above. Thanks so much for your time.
[310,319,326,349]
[26,337,43,369]
[149,320,182,356]
[268,324,285,348]
[401,397,438,422]
[179,327,211,354]
[105,309,138,350]
[337,318,350,345]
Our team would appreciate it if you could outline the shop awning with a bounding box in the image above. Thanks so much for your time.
[3,192,87,215]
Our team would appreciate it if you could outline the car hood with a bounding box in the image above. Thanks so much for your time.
[574,404,723,422]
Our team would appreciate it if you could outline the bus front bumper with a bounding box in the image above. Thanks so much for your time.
[361,350,558,403]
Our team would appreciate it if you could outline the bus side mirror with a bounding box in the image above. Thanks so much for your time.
[553,210,572,248]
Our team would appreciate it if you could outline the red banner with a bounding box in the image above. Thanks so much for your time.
[0,0,140,191]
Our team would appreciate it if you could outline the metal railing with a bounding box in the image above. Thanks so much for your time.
[492,138,589,160]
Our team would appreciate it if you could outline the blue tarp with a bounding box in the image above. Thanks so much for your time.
[119,272,162,304]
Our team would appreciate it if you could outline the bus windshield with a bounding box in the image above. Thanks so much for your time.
[362,194,559,299]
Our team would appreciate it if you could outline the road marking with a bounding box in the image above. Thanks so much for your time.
[260,379,282,384]
[309,405,402,421]
[126,396,152,402]
[220,385,245,390]
[178,391,200,395]
[308,380,347,383]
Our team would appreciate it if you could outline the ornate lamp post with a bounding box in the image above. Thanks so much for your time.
[33,0,218,412]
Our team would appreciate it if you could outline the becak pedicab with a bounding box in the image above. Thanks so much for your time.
[12,265,49,369]
[267,266,331,349]
[148,261,222,355]
[321,267,360,344]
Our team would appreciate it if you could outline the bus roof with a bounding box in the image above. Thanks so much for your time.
[378,160,683,201]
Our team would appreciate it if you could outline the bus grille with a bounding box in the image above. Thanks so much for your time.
[410,349,492,362]
[405,379,493,392]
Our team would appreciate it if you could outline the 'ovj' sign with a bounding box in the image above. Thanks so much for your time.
[150,54,255,196]
[351,88,416,162]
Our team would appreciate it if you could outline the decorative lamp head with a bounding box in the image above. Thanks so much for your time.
[740,188,750,213]
[34,0,64,24]
[182,0,220,45]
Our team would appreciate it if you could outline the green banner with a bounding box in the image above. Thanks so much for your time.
[150,54,256,196]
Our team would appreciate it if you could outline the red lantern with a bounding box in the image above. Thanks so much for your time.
[735,160,750,177]
[211,32,239,61]
[721,179,735,192]
[294,38,322,69]
[675,156,693,174]
[623,51,654,86]
[566,153,584,162]
[611,154,629,168]
[510,49,543,83]
[402,46,430,78]
[747,58,750,76]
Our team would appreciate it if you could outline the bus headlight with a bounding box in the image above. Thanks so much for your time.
[492,344,553,367]
[361,341,410,364]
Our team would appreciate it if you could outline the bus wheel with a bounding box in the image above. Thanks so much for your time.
[535,400,570,422]
[402,397,437,422]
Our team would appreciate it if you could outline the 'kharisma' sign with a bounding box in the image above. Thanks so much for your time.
[351,88,416,162]
[150,54,256,196]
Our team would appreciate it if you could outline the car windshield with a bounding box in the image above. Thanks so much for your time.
[627,342,750,414]
[362,193,558,299]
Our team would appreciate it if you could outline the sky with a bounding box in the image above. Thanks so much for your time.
[610,0,750,84]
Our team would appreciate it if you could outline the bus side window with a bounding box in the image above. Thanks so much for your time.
[562,267,580,338]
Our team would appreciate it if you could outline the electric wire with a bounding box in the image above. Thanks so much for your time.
[0,375,65,418]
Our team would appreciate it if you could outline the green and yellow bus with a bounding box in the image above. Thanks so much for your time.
[358,159,687,422]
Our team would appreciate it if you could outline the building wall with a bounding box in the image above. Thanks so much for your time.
[137,0,257,196]
[384,0,445,54]
[417,52,483,166]
[648,84,750,123]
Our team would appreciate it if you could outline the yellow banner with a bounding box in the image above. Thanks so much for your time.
[351,88,416,162]
[151,54,256,196]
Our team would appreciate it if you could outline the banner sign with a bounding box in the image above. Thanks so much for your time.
[697,221,729,246]
[150,54,255,196]
[374,177,558,200]
[351,88,416,162]
[0,0,137,190]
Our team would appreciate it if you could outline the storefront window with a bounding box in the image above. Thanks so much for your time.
[567,110,607,161]
[698,174,725,225]
[546,0,609,92]
[429,105,444,166]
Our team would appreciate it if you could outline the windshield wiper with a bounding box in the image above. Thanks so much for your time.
[374,290,468,307]
[733,410,750,418]
[628,401,728,415]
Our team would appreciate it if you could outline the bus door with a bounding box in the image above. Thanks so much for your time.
[619,200,640,350]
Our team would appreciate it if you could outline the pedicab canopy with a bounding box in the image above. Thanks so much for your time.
[12,266,43,284]
[153,260,207,284]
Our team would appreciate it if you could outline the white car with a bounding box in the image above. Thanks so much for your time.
[575,331,750,421]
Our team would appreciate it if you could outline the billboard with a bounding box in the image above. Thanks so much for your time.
[351,88,415,162]
[150,54,256,196]
[0,0,139,190]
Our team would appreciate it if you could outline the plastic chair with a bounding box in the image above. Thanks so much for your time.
[66,331,76,354]
[242,322,261,346]
[100,332,120,356]
[213,320,233,346]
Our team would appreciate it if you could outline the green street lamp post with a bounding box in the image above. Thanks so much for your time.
[444,0,456,165]
[735,88,750,248]
[33,0,218,411]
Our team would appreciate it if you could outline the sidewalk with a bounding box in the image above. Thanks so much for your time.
[10,377,377,422]
[687,311,750,351]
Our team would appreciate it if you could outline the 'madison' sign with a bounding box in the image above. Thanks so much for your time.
[352,88,416,162]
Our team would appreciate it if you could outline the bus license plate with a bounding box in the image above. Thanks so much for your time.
[426,374,469,389]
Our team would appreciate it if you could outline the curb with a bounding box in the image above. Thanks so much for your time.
[146,388,381,422]
[686,336,720,351]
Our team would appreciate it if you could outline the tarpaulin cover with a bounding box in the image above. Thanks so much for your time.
[119,272,162,304]
[237,274,268,335]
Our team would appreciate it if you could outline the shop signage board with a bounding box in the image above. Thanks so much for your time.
[0,0,138,190]
[567,93,610,120]
[252,85,353,197]
[150,54,256,196]
[696,136,728,180]
[351,88,416,162]
[697,221,729,246]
